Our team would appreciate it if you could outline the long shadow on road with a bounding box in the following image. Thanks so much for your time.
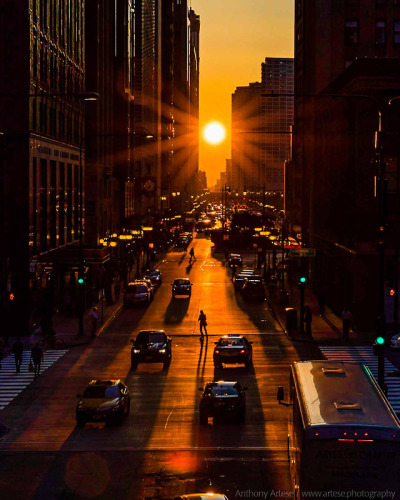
[163,297,190,324]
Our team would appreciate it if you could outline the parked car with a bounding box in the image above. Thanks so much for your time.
[228,253,243,267]
[144,269,162,285]
[241,278,265,301]
[76,379,130,427]
[171,278,193,298]
[213,334,253,368]
[131,330,172,369]
[137,278,154,299]
[233,270,257,291]
[199,381,247,424]
[123,281,151,307]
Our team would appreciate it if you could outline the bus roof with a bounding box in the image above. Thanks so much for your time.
[293,361,400,429]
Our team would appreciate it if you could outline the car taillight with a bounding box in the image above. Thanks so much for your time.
[240,349,245,354]
[215,350,220,354]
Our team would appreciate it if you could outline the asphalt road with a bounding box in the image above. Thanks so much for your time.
[0,236,318,499]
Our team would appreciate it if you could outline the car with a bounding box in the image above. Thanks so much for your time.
[76,379,130,427]
[144,269,162,286]
[131,330,172,369]
[241,278,265,301]
[391,334,400,349]
[228,253,243,267]
[199,381,247,424]
[171,278,193,297]
[174,495,228,500]
[136,278,154,299]
[233,270,257,291]
[213,334,253,368]
[123,281,151,306]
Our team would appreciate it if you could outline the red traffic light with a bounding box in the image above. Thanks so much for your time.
[9,293,15,301]
[390,289,396,296]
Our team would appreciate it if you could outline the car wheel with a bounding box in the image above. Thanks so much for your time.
[199,411,208,425]
[76,417,86,428]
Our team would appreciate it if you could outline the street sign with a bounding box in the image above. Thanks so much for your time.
[289,248,316,257]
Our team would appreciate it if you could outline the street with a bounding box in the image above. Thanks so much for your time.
[0,237,318,499]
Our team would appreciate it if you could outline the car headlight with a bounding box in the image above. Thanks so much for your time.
[159,349,166,354]
[133,349,140,354]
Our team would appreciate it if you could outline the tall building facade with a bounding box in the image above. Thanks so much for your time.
[0,0,85,334]
[188,8,200,194]
[260,57,294,192]
[231,82,262,192]
[292,0,400,328]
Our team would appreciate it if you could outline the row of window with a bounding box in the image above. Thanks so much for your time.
[345,19,400,45]
[30,157,81,255]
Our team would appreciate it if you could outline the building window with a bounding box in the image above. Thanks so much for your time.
[345,19,359,45]
[375,20,386,44]
[395,20,400,43]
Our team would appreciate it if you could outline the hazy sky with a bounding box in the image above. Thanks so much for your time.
[191,0,294,186]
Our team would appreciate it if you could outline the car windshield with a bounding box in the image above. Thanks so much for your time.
[126,285,147,293]
[136,331,165,343]
[83,386,119,399]
[218,339,244,347]
[208,385,239,396]
[174,279,188,285]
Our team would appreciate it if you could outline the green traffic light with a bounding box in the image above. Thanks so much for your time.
[78,278,84,284]
[376,336,385,345]
[299,277,306,283]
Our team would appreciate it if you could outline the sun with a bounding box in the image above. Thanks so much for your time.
[203,121,226,145]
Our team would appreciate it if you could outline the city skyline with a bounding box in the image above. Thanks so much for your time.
[192,0,294,185]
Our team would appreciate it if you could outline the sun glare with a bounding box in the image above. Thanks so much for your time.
[203,121,226,145]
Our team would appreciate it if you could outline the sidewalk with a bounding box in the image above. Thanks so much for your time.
[2,253,168,355]
[266,279,374,346]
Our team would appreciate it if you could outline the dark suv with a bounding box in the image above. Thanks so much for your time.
[199,381,247,424]
[76,379,130,426]
[131,330,172,369]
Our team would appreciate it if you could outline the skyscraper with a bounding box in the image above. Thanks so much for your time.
[260,57,294,192]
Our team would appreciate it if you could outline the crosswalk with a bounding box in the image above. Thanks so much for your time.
[0,350,68,410]
[319,345,400,416]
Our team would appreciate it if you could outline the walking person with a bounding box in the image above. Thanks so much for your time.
[12,337,24,373]
[198,310,208,340]
[231,264,237,281]
[91,307,99,337]
[189,247,196,262]
[303,305,312,336]
[30,342,43,378]
[341,307,352,339]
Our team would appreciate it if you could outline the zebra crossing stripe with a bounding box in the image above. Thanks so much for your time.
[0,350,68,410]
[319,345,400,416]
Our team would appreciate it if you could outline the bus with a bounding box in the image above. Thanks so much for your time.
[277,361,400,498]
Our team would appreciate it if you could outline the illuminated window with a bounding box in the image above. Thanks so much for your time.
[375,20,386,44]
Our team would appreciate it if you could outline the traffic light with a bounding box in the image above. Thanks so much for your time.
[373,336,385,355]
[299,276,307,284]
[78,262,86,285]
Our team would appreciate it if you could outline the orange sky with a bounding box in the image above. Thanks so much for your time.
[191,0,294,186]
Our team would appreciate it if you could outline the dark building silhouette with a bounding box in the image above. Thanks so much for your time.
[291,0,400,328]
[0,0,85,334]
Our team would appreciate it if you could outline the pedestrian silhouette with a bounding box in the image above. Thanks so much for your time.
[341,307,352,339]
[12,337,24,373]
[189,248,196,262]
[30,342,44,378]
[91,307,99,337]
[198,310,208,339]
[231,264,237,281]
